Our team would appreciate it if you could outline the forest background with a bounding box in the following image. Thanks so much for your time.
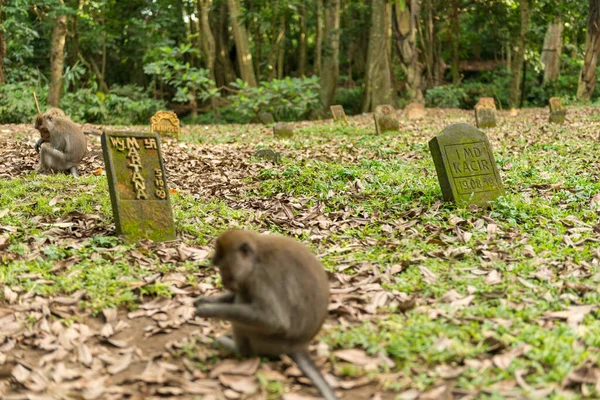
[0,0,598,126]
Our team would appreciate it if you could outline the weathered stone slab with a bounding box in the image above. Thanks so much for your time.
[549,97,566,124]
[330,105,348,124]
[474,97,497,128]
[405,102,426,120]
[151,111,180,139]
[477,97,496,109]
[101,131,176,242]
[373,105,399,134]
[254,149,281,163]
[273,122,294,138]
[428,123,504,208]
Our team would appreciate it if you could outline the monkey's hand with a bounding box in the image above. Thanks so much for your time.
[194,292,235,307]
[35,138,46,154]
[194,303,288,334]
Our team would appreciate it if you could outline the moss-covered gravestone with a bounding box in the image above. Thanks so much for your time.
[151,111,180,139]
[254,149,281,163]
[330,105,348,124]
[101,131,176,242]
[405,102,426,120]
[474,97,497,128]
[273,122,294,138]
[429,123,504,208]
[374,105,399,134]
[549,97,566,124]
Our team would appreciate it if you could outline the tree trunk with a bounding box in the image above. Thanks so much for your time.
[319,0,340,109]
[450,0,460,84]
[577,0,600,101]
[509,0,529,108]
[541,18,563,83]
[417,0,435,88]
[197,0,220,119]
[48,4,68,107]
[227,0,257,86]
[0,1,5,85]
[392,0,423,102]
[363,0,393,112]
[213,3,237,87]
[298,3,307,76]
[315,0,323,76]
[78,53,109,92]
[267,10,286,81]
[277,16,286,79]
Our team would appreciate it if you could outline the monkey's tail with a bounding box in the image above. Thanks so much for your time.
[290,351,338,400]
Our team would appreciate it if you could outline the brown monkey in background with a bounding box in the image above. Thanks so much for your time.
[194,229,338,400]
[34,113,87,178]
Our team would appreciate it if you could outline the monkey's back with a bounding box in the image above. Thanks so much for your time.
[49,118,87,165]
[252,235,330,343]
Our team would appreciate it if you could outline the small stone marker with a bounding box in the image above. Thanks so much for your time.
[373,104,399,134]
[548,97,566,124]
[428,123,504,208]
[101,131,176,242]
[474,97,497,128]
[151,111,181,139]
[273,122,294,138]
[258,112,275,125]
[405,102,426,120]
[254,149,281,163]
[330,105,348,124]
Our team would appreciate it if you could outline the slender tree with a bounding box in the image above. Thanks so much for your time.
[298,2,307,76]
[197,0,219,118]
[227,0,257,86]
[393,0,423,102]
[363,0,393,111]
[541,18,563,83]
[0,0,5,85]
[509,0,530,108]
[319,0,340,109]
[48,1,68,107]
[315,0,323,76]
[577,0,600,100]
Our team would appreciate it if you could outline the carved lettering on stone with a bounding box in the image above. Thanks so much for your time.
[151,111,181,138]
[101,131,176,242]
[429,123,504,208]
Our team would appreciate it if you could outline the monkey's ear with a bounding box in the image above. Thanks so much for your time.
[239,242,254,258]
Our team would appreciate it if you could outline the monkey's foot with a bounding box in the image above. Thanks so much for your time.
[69,167,80,178]
[215,335,237,353]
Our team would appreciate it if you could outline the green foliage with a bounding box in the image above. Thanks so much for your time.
[425,85,468,108]
[231,76,320,121]
[334,87,364,115]
[143,44,219,105]
[61,85,165,125]
[0,83,43,124]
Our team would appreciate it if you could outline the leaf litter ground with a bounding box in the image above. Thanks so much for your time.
[1,107,600,399]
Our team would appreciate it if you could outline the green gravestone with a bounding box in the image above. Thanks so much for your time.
[273,122,294,138]
[428,123,504,208]
[330,105,348,124]
[373,104,399,134]
[549,97,566,124]
[254,149,281,163]
[101,131,176,242]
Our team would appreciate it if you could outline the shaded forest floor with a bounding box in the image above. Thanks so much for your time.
[1,107,600,399]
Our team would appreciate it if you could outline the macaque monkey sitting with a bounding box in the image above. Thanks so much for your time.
[195,229,337,400]
[34,111,87,178]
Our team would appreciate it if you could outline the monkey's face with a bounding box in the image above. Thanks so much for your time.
[35,115,55,140]
[212,241,255,292]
